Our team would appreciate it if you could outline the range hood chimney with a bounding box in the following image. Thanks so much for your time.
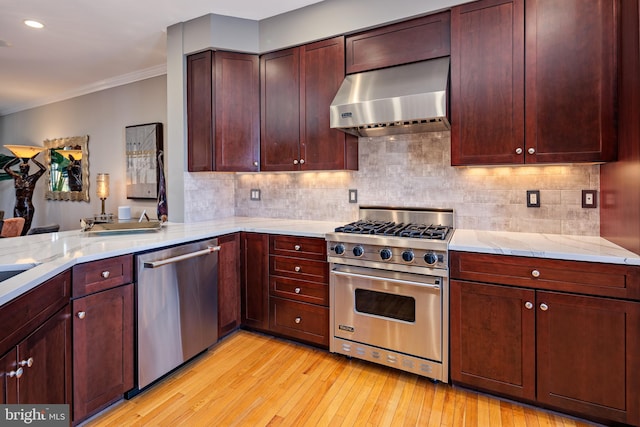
[329,57,450,137]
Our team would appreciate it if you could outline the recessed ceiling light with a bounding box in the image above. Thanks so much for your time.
[24,19,44,29]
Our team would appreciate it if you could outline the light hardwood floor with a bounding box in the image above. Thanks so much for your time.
[85,330,598,427]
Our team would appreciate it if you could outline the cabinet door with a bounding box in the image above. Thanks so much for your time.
[187,51,214,172]
[451,0,525,165]
[525,0,617,163]
[536,291,640,425]
[260,48,301,171]
[240,233,270,330]
[18,305,71,405]
[300,36,357,171]
[218,233,241,338]
[215,52,260,171]
[450,280,536,401]
[1,349,17,404]
[73,284,134,423]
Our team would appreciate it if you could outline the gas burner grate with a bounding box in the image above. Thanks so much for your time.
[335,221,451,240]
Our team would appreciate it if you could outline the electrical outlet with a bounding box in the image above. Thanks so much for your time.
[582,190,597,208]
[527,190,540,208]
[250,189,261,201]
[349,189,358,204]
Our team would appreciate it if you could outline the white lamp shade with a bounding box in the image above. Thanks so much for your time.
[96,173,109,199]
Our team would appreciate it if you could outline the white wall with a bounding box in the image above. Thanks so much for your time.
[0,76,167,231]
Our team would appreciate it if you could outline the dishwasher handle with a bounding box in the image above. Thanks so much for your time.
[143,245,221,268]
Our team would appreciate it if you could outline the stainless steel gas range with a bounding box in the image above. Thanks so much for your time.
[326,207,454,382]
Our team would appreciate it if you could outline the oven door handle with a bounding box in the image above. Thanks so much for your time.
[331,269,440,290]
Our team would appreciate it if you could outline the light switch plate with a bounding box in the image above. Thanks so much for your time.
[582,190,597,208]
[349,189,358,204]
[527,190,540,208]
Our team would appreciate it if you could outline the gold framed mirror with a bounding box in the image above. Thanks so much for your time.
[44,135,90,201]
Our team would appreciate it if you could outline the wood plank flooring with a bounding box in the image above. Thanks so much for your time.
[84,330,599,427]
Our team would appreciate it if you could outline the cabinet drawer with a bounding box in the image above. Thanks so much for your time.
[72,255,133,298]
[269,297,329,347]
[450,251,640,300]
[346,11,451,74]
[269,255,328,283]
[0,270,70,356]
[269,235,326,260]
[270,276,328,306]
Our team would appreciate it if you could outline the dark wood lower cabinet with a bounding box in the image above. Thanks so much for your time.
[450,277,640,426]
[218,233,241,338]
[536,291,640,425]
[450,280,535,401]
[241,232,270,330]
[269,297,329,347]
[72,283,134,423]
[1,305,71,405]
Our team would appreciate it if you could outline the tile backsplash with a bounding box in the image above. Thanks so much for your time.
[185,132,600,235]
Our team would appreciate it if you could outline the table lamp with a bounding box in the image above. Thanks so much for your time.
[96,173,110,216]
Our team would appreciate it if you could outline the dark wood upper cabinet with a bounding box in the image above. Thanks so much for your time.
[187,50,260,172]
[451,0,617,165]
[260,36,358,172]
[451,0,525,165]
[346,11,451,74]
[525,0,617,163]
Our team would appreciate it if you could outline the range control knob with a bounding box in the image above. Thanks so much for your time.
[401,250,414,263]
[423,252,438,265]
[333,244,345,255]
[353,245,364,257]
[380,248,392,261]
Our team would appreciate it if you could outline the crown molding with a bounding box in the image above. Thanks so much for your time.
[0,63,167,116]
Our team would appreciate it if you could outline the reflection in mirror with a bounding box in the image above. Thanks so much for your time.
[44,135,89,201]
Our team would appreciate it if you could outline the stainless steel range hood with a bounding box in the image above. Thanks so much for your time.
[329,57,450,137]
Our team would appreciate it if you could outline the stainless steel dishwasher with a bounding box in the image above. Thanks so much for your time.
[133,238,219,392]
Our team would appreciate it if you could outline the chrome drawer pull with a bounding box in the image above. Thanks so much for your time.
[19,357,34,368]
[101,271,110,278]
[8,367,23,379]
[540,303,549,311]
[294,287,301,294]
[294,266,301,272]
[294,317,301,324]
[77,311,86,319]
[524,301,533,310]
[294,245,301,251]
[531,269,540,278]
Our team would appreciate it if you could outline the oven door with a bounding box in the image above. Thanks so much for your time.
[331,264,442,362]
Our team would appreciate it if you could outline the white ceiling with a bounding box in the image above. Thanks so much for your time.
[0,0,324,116]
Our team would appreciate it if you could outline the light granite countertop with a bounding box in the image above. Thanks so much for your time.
[0,217,342,307]
[450,229,640,266]
[2,218,640,307]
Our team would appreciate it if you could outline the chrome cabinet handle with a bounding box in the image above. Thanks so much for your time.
[528,147,536,155]
[540,303,549,311]
[299,159,305,165]
[294,245,301,251]
[531,270,540,278]
[101,271,110,278]
[294,317,301,324]
[294,266,301,272]
[294,287,301,294]
[524,301,533,310]
[19,357,34,368]
[8,367,23,378]
[253,161,258,167]
[293,159,299,165]
[77,311,86,319]
[515,147,523,155]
